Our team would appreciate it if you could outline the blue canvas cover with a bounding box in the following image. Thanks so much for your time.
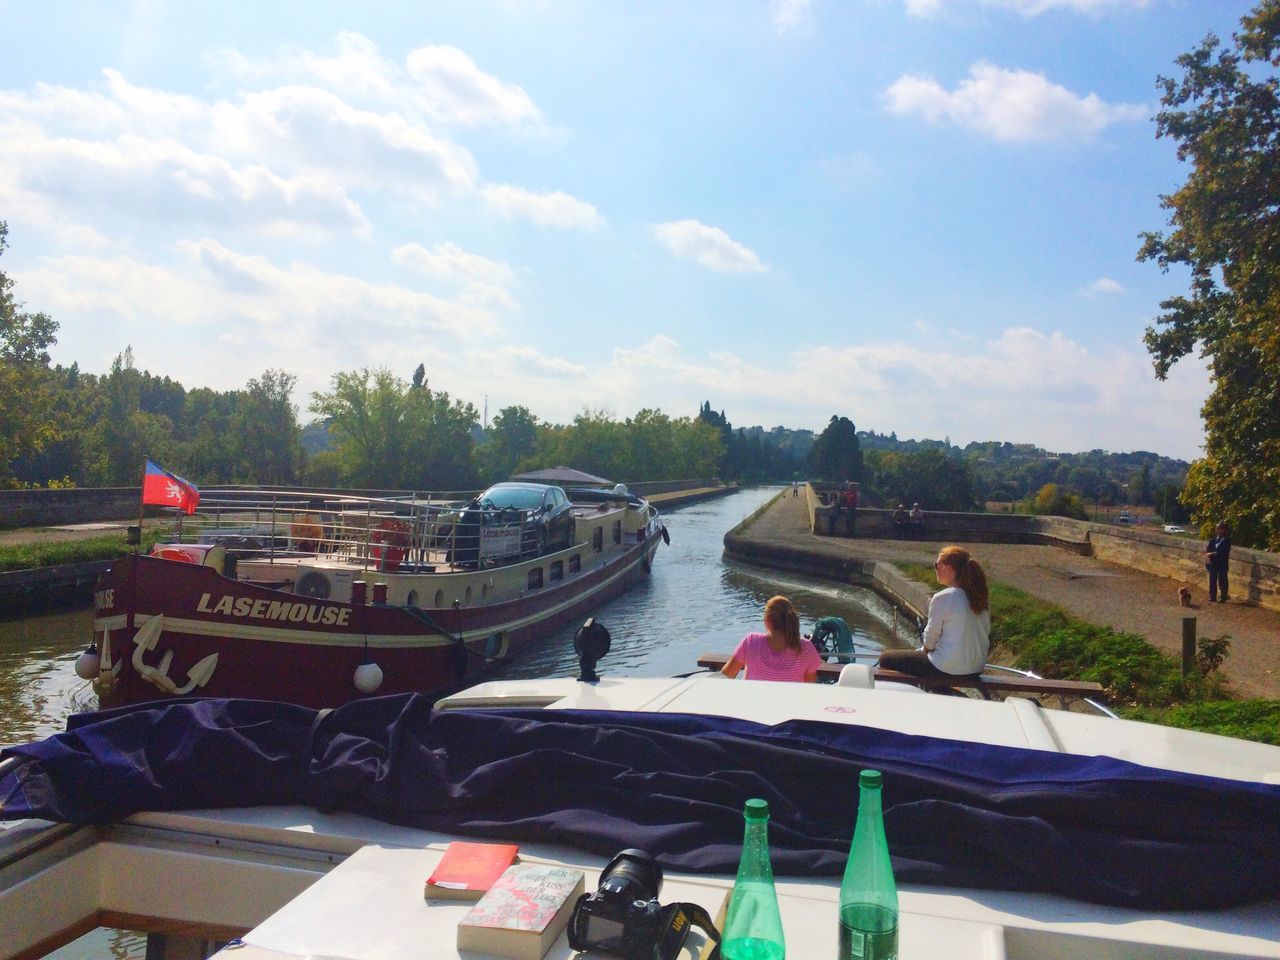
[2,692,1278,910]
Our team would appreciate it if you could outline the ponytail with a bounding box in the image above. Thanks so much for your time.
[937,545,989,614]
[764,595,802,651]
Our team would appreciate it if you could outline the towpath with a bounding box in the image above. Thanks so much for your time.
[733,490,1280,701]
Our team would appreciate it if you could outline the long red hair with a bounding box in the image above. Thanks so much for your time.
[937,546,989,614]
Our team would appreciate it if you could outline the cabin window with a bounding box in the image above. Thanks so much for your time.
[407,590,419,608]
[433,589,445,607]
[613,520,622,544]
[481,580,492,598]
[528,567,544,590]
[464,585,473,605]
[568,554,581,574]
[550,560,564,582]
[593,527,604,552]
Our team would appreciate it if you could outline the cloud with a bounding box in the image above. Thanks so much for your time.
[884,61,1146,142]
[209,33,541,126]
[770,0,813,34]
[405,45,541,125]
[482,184,604,228]
[18,240,512,403]
[906,0,1153,15]
[1081,277,1126,297]
[392,242,520,311]
[650,220,768,274]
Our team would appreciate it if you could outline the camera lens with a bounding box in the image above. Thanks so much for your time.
[598,848,663,903]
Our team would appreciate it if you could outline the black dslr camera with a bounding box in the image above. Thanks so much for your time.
[568,849,720,959]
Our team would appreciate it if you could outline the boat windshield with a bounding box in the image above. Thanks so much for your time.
[480,486,543,510]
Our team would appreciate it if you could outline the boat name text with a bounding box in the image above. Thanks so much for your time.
[196,593,351,626]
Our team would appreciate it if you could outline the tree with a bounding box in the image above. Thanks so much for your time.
[1138,1,1280,548]
[808,416,863,483]
[0,222,59,485]
[475,405,540,483]
[228,370,303,484]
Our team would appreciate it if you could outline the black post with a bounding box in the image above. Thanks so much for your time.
[1181,617,1196,676]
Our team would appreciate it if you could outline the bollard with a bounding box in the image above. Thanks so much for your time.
[1181,617,1196,676]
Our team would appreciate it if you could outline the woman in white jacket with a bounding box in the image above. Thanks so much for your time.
[879,545,990,678]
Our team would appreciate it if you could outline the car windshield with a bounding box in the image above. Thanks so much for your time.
[481,486,543,510]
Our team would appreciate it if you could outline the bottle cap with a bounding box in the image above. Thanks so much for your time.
[744,798,770,820]
[859,769,883,788]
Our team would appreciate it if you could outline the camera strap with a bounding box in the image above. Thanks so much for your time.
[655,901,721,960]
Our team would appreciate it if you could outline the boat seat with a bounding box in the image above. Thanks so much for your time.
[836,663,875,688]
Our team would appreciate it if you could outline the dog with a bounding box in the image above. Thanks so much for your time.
[1178,585,1192,607]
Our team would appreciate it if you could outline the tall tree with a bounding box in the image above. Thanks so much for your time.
[228,370,303,484]
[808,415,863,483]
[1138,1,1280,548]
[0,222,59,485]
[475,405,539,483]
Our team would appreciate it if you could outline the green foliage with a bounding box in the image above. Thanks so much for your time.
[1138,1,1280,550]
[867,447,978,511]
[532,407,723,483]
[1196,634,1231,675]
[475,405,540,483]
[310,366,479,490]
[0,531,166,572]
[808,415,863,482]
[1024,483,1090,520]
[0,221,60,486]
[1124,699,1280,746]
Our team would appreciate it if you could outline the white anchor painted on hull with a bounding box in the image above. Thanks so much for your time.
[131,616,220,695]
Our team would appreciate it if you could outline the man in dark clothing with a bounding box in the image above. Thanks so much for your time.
[1205,522,1231,602]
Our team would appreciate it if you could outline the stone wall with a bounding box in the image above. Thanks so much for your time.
[804,484,1280,612]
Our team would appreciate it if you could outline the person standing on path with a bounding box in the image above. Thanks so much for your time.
[1205,522,1232,603]
[879,545,991,679]
[842,482,859,537]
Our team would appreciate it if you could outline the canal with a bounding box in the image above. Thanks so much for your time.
[1,485,913,960]
[0,486,913,748]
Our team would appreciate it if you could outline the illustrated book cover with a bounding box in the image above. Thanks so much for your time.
[424,841,520,900]
[455,863,585,960]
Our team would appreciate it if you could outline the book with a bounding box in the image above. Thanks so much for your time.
[425,841,520,900]
[456,863,585,960]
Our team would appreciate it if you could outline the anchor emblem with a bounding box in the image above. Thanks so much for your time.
[131,616,220,696]
[92,629,124,697]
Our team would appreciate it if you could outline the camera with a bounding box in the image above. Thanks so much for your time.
[568,848,715,960]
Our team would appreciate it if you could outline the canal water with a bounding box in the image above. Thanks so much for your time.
[1,485,912,958]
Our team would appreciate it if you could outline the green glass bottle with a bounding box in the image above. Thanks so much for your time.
[721,798,786,960]
[838,770,898,959]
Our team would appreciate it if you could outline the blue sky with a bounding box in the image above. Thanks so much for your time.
[0,0,1254,462]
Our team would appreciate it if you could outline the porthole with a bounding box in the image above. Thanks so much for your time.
[407,590,419,608]
[434,589,445,607]
[464,585,473,605]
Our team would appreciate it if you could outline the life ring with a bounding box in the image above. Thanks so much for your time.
[290,520,324,553]
[370,518,412,571]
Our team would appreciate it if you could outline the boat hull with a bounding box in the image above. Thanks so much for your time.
[91,527,664,709]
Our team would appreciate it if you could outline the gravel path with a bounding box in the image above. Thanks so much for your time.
[740,491,1280,700]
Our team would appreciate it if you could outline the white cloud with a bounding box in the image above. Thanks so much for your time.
[392,242,520,311]
[405,45,541,125]
[884,61,1146,142]
[906,0,1153,16]
[19,240,510,405]
[483,184,604,229]
[770,0,813,34]
[1081,277,1126,297]
[650,220,767,274]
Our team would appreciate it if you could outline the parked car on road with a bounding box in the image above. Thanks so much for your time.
[1117,513,1134,524]
[1163,524,1187,534]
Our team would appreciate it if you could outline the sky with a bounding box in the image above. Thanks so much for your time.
[0,0,1257,463]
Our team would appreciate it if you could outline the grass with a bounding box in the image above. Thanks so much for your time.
[0,530,167,572]
[895,561,1279,746]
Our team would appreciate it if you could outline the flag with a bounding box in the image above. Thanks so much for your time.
[141,459,200,515]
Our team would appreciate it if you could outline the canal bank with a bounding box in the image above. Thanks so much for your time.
[725,488,1280,701]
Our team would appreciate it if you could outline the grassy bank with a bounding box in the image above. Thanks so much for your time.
[0,531,165,572]
[897,561,1280,746]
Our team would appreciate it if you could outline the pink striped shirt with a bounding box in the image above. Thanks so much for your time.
[731,633,822,682]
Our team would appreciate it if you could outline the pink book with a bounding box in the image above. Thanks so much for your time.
[456,863,585,960]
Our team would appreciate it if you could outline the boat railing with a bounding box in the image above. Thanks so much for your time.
[152,490,548,572]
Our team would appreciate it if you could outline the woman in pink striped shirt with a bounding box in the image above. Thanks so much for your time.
[721,595,821,683]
